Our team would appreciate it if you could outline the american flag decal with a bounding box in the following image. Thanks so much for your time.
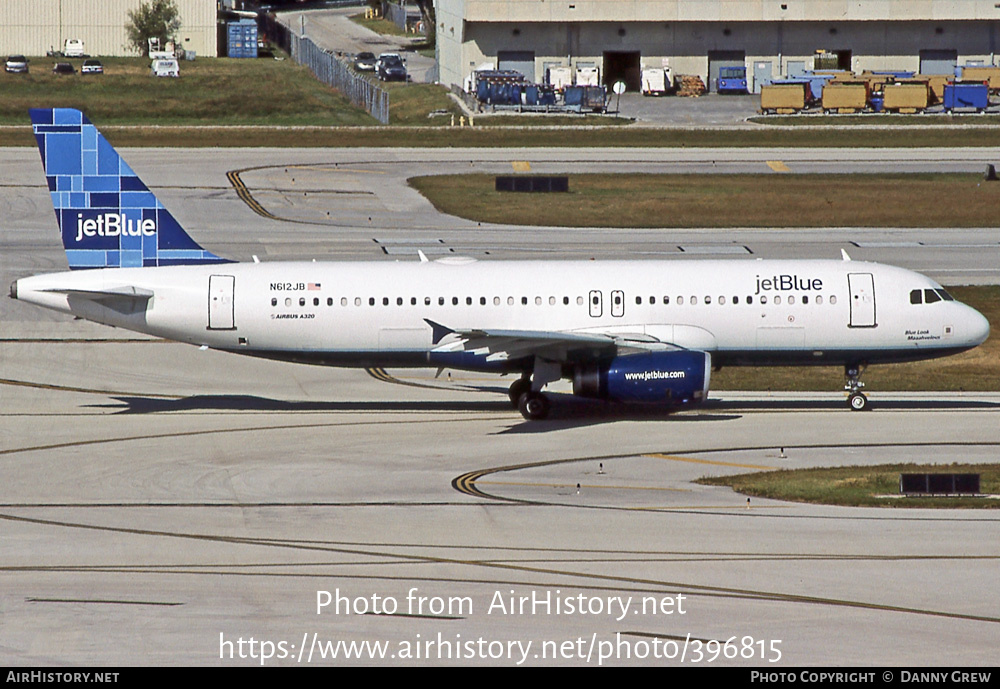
[307,283,321,290]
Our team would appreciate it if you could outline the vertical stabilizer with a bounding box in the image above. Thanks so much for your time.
[29,108,230,269]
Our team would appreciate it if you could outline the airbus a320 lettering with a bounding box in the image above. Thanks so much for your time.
[10,109,990,419]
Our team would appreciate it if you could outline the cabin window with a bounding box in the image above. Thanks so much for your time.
[677,296,684,305]
[719,296,726,305]
[733,296,739,304]
[300,298,306,307]
[802,296,808,305]
[397,297,403,306]
[481,297,487,305]
[342,297,348,306]
[508,297,515,305]
[690,296,698,305]
[704,296,712,304]
[383,297,389,306]
[760,296,767,304]
[635,296,642,305]
[774,296,781,305]
[829,296,837,305]
[328,298,334,306]
[787,296,795,305]
[271,297,277,307]
[452,297,458,305]
[314,298,320,306]
[816,296,823,305]
[663,296,670,305]
[535,296,542,305]
[563,296,569,305]
[577,296,584,305]
[549,296,556,305]
[494,297,501,306]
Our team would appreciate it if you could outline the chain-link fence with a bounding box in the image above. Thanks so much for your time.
[260,13,390,125]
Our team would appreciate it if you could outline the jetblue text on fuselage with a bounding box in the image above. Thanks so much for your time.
[755,274,824,295]
[75,213,156,242]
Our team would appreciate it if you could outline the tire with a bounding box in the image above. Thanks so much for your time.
[848,393,869,412]
[508,378,531,408]
[518,392,550,420]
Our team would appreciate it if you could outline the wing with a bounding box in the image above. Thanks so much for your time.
[424,319,675,363]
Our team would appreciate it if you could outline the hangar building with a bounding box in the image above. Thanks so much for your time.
[1,0,217,57]
[436,0,1000,92]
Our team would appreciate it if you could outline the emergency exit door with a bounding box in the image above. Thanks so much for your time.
[848,273,876,328]
[208,274,236,330]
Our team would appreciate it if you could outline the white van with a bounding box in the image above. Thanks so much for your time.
[151,58,179,77]
[64,39,85,58]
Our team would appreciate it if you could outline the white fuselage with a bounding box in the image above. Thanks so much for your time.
[12,258,990,371]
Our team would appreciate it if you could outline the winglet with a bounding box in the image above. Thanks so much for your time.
[841,249,852,261]
[423,318,454,345]
[417,250,429,263]
[29,108,230,270]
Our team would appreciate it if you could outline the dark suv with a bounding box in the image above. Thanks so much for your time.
[376,53,407,82]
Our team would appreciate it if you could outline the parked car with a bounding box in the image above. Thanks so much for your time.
[81,59,103,75]
[52,62,75,75]
[151,58,179,78]
[5,55,28,73]
[376,53,406,82]
[353,51,376,72]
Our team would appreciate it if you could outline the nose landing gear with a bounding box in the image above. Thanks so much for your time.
[845,364,869,411]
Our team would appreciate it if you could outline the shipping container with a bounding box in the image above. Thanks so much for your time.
[227,20,258,59]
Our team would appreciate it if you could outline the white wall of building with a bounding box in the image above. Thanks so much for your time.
[437,0,1000,88]
[1,0,217,57]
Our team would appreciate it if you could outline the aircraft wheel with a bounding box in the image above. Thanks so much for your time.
[518,392,550,421]
[848,393,869,412]
[508,378,531,408]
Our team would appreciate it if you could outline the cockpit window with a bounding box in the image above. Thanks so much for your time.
[923,289,941,304]
[936,289,954,301]
[910,289,922,304]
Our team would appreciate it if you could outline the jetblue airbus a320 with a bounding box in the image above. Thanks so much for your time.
[10,109,990,419]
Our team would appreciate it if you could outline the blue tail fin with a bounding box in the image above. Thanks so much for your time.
[30,108,230,269]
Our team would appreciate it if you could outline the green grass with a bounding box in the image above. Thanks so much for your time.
[349,12,411,38]
[698,463,1000,508]
[753,114,1000,126]
[408,173,1000,228]
[0,56,377,126]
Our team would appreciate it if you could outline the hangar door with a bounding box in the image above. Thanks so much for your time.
[497,51,536,81]
[919,49,958,75]
[603,51,641,92]
[708,50,745,92]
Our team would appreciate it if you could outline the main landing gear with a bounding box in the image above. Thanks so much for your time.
[508,377,551,420]
[509,359,561,420]
[844,364,870,411]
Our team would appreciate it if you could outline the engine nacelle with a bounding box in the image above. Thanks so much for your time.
[572,350,711,405]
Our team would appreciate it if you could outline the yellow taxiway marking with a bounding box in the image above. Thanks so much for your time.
[766,160,791,172]
[477,480,691,492]
[511,161,532,172]
[646,453,778,470]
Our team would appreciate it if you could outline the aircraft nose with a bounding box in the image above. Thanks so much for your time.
[966,306,990,346]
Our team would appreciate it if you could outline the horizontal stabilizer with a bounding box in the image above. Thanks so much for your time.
[42,285,154,301]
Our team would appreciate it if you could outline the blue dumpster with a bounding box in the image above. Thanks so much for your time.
[943,82,989,112]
